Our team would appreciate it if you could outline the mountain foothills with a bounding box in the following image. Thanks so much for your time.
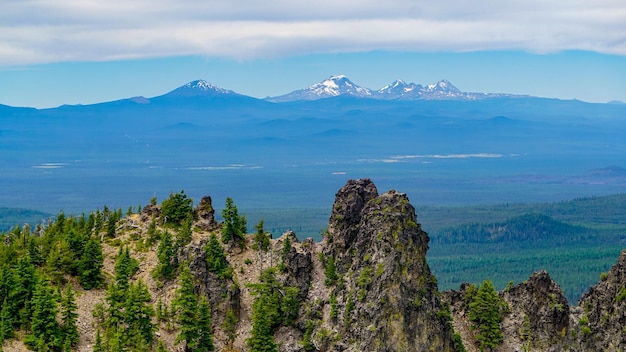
[0,179,624,351]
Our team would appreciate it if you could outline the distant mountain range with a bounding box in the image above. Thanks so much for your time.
[92,76,526,107]
[266,75,523,102]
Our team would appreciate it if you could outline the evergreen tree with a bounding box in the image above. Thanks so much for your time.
[221,197,247,244]
[161,190,194,226]
[14,255,37,327]
[64,228,87,274]
[469,280,505,352]
[154,231,177,280]
[125,280,155,347]
[114,246,138,289]
[78,236,104,289]
[45,244,66,286]
[60,284,79,348]
[196,297,215,352]
[146,220,159,247]
[300,320,315,352]
[173,265,199,350]
[205,233,229,278]
[254,220,270,251]
[176,218,193,249]
[156,339,168,352]
[222,309,238,344]
[324,255,338,286]
[246,269,287,352]
[105,246,138,330]
[93,329,104,352]
[29,278,61,350]
[0,297,14,342]
[28,238,44,267]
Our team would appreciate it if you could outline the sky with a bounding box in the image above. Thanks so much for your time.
[1,0,625,108]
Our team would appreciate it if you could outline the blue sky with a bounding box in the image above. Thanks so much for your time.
[1,0,625,108]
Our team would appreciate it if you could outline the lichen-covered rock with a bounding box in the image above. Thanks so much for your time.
[194,195,220,231]
[182,239,240,347]
[279,231,313,300]
[140,203,160,222]
[576,249,626,350]
[323,179,455,351]
[501,271,570,351]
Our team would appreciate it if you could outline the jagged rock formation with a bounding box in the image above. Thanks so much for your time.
[500,271,570,351]
[194,195,219,231]
[179,179,626,352]
[444,255,626,352]
[182,239,240,338]
[576,249,626,350]
[7,178,624,352]
[322,179,455,351]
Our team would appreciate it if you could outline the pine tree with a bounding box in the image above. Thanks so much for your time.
[14,255,37,327]
[205,233,229,278]
[154,231,177,280]
[173,265,199,350]
[176,218,193,249]
[78,236,104,289]
[254,220,270,251]
[114,246,138,289]
[247,269,283,352]
[28,238,44,266]
[161,190,194,226]
[60,284,79,347]
[125,280,155,347]
[221,197,246,244]
[93,329,104,352]
[29,278,61,350]
[324,255,338,286]
[222,309,238,344]
[469,280,505,352]
[156,339,168,352]
[0,297,14,342]
[196,296,214,352]
[45,244,66,286]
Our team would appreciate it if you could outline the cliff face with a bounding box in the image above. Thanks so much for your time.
[576,249,626,350]
[168,178,456,351]
[322,179,454,351]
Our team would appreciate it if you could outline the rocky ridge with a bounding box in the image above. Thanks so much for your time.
[5,179,624,352]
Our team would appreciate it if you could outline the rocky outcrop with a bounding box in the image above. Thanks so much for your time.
[182,239,240,338]
[576,249,626,350]
[279,231,313,300]
[501,271,570,351]
[140,203,160,222]
[444,256,626,352]
[322,179,455,351]
[144,180,626,352]
[194,195,219,231]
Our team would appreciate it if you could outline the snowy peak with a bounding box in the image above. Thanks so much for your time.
[267,75,372,102]
[307,75,372,98]
[267,76,520,102]
[164,79,236,97]
[377,80,423,98]
[425,80,461,93]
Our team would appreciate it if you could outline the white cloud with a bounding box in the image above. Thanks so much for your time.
[1,0,625,65]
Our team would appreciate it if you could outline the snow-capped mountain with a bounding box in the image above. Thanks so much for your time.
[163,80,238,98]
[377,80,423,99]
[267,76,520,102]
[267,75,373,102]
